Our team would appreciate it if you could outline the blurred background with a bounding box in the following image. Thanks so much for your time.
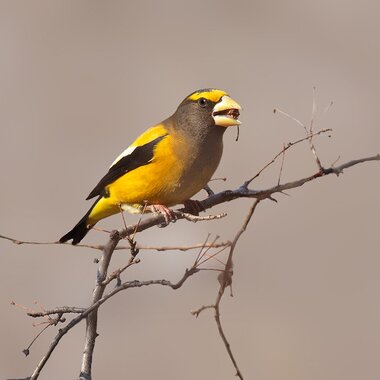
[1,1,379,379]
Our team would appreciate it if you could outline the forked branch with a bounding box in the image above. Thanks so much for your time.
[2,119,379,380]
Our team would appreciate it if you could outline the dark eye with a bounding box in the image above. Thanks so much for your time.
[198,97,207,107]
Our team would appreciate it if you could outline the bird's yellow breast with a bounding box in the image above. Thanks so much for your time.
[107,133,185,206]
[105,122,210,207]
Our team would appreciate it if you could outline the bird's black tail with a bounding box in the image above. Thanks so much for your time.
[59,197,100,245]
[59,215,91,245]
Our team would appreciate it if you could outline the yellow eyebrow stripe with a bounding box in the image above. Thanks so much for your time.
[188,89,228,102]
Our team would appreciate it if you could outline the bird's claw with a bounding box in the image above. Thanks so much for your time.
[148,204,177,227]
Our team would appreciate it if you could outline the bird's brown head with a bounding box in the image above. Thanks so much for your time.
[172,89,241,138]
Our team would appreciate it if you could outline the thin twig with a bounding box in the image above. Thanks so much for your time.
[244,128,332,187]
[273,108,305,129]
[102,257,141,287]
[191,304,214,317]
[140,241,232,252]
[0,235,231,253]
[195,244,230,268]
[306,86,323,170]
[27,307,85,317]
[193,200,261,380]
[277,143,286,186]
[177,211,227,222]
[0,235,61,245]
[276,94,325,171]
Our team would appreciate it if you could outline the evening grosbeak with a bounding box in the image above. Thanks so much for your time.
[60,88,242,244]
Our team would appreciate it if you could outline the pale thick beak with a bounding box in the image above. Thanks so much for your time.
[212,95,242,127]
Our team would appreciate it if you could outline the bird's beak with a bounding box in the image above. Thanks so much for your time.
[212,95,242,127]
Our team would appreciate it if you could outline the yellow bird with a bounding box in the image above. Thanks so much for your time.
[60,89,241,244]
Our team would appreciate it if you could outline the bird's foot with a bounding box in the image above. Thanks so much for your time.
[183,199,205,216]
[148,204,177,227]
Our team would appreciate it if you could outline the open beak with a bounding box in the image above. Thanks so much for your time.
[212,95,242,127]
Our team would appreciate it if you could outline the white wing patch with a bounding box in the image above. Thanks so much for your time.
[109,145,136,168]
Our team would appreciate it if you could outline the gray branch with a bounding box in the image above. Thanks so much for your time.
[7,152,379,380]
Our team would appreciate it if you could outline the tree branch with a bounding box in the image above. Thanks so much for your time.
[4,145,378,380]
[79,230,121,379]
[27,307,85,318]
[114,154,379,239]
[27,246,202,379]
[192,200,261,379]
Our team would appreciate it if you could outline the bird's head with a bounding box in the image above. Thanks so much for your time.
[173,89,242,136]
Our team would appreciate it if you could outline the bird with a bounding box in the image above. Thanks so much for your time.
[59,88,242,245]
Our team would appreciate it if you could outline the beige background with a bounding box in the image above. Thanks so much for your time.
[1,1,379,379]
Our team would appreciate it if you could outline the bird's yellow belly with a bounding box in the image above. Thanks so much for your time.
[87,131,221,225]
[105,132,209,207]
[109,158,184,206]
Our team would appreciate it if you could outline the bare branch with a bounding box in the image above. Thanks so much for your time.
[27,243,202,380]
[6,153,373,253]
[4,82,378,380]
[177,211,227,222]
[198,154,380,215]
[3,134,378,380]
[2,153,377,254]
[244,128,332,187]
[0,235,231,253]
[101,257,140,287]
[192,200,261,380]
[138,241,232,252]
[191,304,214,317]
[79,230,121,379]
[273,108,305,129]
[0,235,60,246]
[27,307,85,318]
[277,143,286,186]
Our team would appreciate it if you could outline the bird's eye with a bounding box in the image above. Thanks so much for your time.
[198,97,207,107]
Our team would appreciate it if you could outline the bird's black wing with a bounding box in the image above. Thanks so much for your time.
[86,134,168,200]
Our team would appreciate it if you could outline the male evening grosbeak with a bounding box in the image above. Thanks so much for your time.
[60,88,242,244]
